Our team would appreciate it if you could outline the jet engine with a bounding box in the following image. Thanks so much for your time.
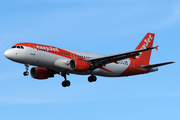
[30,67,54,79]
[69,59,90,71]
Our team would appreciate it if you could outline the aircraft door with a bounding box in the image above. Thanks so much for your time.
[130,61,135,71]
[30,44,36,55]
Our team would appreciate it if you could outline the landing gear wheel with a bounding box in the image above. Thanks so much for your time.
[62,80,71,87]
[88,76,97,82]
[62,81,66,87]
[88,76,93,82]
[23,64,30,76]
[61,72,71,87]
[23,72,29,76]
[66,80,71,87]
[92,76,97,82]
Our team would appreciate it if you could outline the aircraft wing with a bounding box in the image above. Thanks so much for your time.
[142,62,175,69]
[86,47,155,68]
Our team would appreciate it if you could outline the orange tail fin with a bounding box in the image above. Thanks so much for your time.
[134,33,155,65]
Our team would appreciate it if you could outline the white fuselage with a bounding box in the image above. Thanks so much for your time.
[5,45,130,77]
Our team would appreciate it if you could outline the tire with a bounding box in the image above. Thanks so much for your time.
[66,80,71,87]
[23,72,29,76]
[92,76,97,82]
[62,81,67,87]
[88,76,93,82]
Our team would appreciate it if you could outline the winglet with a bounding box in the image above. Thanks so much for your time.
[154,45,159,51]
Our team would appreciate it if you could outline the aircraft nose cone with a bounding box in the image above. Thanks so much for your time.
[4,49,11,59]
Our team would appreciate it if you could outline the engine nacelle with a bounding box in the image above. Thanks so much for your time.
[69,59,90,71]
[30,67,54,79]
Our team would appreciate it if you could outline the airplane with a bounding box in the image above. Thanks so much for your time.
[4,33,174,87]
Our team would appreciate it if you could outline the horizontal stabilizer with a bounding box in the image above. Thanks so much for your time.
[142,62,175,69]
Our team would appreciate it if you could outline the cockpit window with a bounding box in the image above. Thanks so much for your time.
[11,46,24,49]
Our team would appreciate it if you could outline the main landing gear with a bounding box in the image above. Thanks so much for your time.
[23,64,30,76]
[60,73,97,87]
[61,73,71,87]
[88,75,97,82]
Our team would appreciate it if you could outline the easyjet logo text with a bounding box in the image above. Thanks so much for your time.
[136,35,153,58]
[36,45,59,52]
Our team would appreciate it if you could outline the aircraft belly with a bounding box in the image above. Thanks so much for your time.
[50,59,131,76]
[95,59,130,77]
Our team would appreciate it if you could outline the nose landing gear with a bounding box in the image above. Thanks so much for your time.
[23,64,30,76]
